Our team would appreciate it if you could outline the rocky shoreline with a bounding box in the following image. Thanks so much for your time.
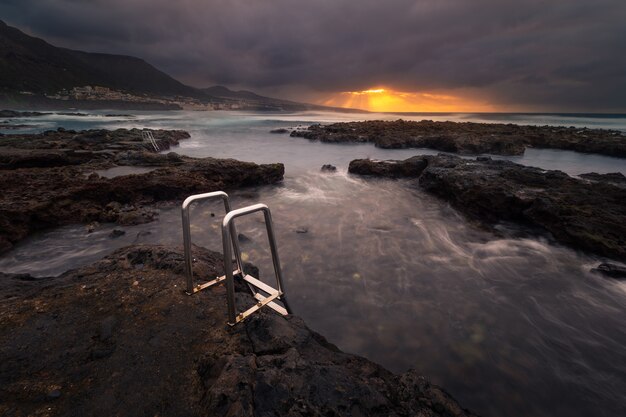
[0,244,477,417]
[0,128,284,253]
[0,126,482,416]
[291,120,626,157]
[349,155,626,263]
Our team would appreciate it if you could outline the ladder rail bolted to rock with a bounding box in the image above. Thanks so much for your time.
[181,191,244,295]
[181,192,292,325]
[222,203,292,325]
[141,130,160,152]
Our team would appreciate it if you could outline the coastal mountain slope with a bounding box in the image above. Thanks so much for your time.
[203,85,366,112]
[0,20,205,99]
[0,20,351,111]
[202,85,314,111]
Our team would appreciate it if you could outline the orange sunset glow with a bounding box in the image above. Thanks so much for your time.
[320,88,495,112]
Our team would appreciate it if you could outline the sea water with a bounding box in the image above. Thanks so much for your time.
[1,110,625,417]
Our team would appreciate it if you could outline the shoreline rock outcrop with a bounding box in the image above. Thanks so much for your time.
[0,244,477,417]
[0,128,285,254]
[349,155,626,262]
[292,120,626,157]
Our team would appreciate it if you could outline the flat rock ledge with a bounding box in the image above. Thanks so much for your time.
[0,244,476,417]
[348,155,626,262]
[291,120,626,157]
[0,128,284,254]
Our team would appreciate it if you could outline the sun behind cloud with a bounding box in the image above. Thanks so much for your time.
[320,88,495,113]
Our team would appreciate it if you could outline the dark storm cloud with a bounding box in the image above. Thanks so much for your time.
[2,0,625,110]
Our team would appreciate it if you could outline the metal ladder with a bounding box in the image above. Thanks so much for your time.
[181,191,292,325]
[141,130,160,152]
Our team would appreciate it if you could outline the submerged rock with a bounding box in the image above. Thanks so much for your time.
[0,244,476,417]
[237,233,252,242]
[292,120,626,157]
[108,229,126,238]
[591,263,626,279]
[0,109,50,118]
[269,128,289,134]
[320,163,337,172]
[349,154,626,262]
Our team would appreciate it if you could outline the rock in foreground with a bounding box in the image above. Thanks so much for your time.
[292,120,626,157]
[0,244,476,417]
[349,155,626,261]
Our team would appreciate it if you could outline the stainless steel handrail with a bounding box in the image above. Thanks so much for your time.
[222,203,292,325]
[141,130,160,152]
[181,191,243,295]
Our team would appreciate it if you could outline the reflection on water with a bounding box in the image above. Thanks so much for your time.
[1,111,626,417]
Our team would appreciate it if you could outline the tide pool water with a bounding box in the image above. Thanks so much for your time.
[1,110,625,417]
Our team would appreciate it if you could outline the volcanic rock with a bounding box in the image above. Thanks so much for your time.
[0,128,285,254]
[0,110,50,118]
[293,120,626,157]
[591,263,626,279]
[0,244,476,417]
[349,154,626,261]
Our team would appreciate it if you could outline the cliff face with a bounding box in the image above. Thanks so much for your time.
[0,244,476,417]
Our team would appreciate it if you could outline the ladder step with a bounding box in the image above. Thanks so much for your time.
[243,274,280,296]
[236,291,281,323]
[253,293,288,315]
[191,269,241,294]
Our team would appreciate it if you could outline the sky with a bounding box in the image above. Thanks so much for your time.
[1,0,625,112]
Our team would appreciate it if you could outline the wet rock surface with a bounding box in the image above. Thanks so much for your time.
[0,109,50,118]
[349,154,626,261]
[320,163,337,172]
[0,128,190,169]
[292,120,626,157]
[349,156,428,178]
[0,128,285,254]
[591,263,626,279]
[579,172,626,188]
[0,244,476,417]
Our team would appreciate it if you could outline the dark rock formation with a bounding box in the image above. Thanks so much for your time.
[0,157,284,254]
[0,244,476,417]
[0,128,284,254]
[349,154,626,261]
[292,120,626,157]
[0,128,190,169]
[0,109,50,117]
[591,263,626,279]
[0,122,33,130]
[109,228,126,238]
[56,112,89,117]
[320,163,337,172]
[349,156,428,178]
[580,172,626,188]
[270,128,289,134]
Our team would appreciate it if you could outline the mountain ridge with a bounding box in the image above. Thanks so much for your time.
[0,20,354,111]
[0,19,205,100]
